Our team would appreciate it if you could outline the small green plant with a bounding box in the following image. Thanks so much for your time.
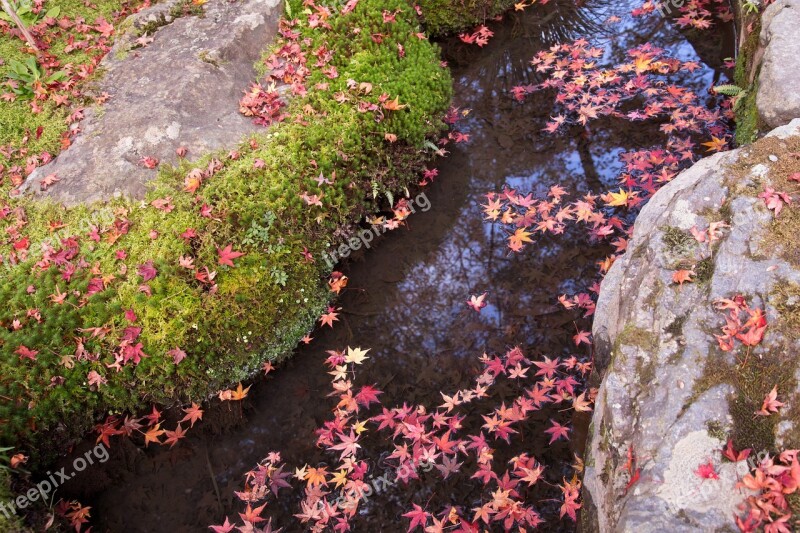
[5,57,66,98]
[741,0,760,14]
[713,84,748,112]
[0,0,59,27]
[0,447,13,472]
[242,211,277,248]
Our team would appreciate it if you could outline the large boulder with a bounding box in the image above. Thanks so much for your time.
[583,119,800,531]
[19,0,281,206]
[756,0,800,130]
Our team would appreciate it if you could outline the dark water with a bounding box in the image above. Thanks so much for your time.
[52,1,733,531]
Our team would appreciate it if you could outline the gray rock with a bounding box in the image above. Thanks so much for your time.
[757,0,800,130]
[19,0,282,206]
[584,119,800,532]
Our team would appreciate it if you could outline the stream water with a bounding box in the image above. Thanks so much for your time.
[54,1,733,530]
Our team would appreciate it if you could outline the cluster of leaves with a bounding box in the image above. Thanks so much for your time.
[0,0,451,455]
[213,345,594,532]
[632,0,733,29]
[93,401,207,451]
[718,436,800,532]
[489,39,731,309]
[413,0,516,35]
[713,294,768,357]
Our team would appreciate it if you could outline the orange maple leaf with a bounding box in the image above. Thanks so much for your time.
[672,269,695,286]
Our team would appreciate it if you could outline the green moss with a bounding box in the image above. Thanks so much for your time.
[662,226,696,254]
[733,19,763,146]
[664,315,687,339]
[416,0,515,34]
[617,323,659,354]
[635,356,657,385]
[687,349,794,452]
[0,471,27,532]
[705,419,727,441]
[734,81,761,146]
[0,0,453,457]
[694,256,715,284]
[0,0,139,169]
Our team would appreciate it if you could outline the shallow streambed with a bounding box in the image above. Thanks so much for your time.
[53,1,733,530]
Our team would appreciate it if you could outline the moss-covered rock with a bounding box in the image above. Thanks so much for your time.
[416,0,515,34]
[584,120,800,531]
[0,0,452,459]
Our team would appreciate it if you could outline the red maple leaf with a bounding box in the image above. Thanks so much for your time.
[544,420,570,444]
[15,345,38,361]
[402,504,430,532]
[180,403,204,427]
[209,517,235,533]
[695,460,719,479]
[722,439,751,462]
[163,424,187,448]
[137,260,157,281]
[218,244,245,267]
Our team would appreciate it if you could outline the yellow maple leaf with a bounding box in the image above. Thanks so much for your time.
[633,56,652,73]
[225,382,250,401]
[382,96,407,111]
[508,228,533,251]
[330,469,349,488]
[353,419,368,435]
[345,346,370,365]
[603,189,631,208]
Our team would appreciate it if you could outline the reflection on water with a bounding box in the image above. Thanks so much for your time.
[58,1,733,530]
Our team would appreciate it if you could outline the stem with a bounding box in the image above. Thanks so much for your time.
[1,0,39,52]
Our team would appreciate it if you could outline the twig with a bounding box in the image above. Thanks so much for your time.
[1,0,40,52]
[204,444,223,513]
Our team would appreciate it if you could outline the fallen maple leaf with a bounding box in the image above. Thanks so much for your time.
[756,386,784,416]
[143,423,164,446]
[467,292,487,312]
[218,382,251,401]
[722,439,751,462]
[758,187,792,217]
[544,420,570,443]
[162,345,185,364]
[218,244,245,267]
[572,391,593,412]
[695,460,719,479]
[672,269,695,286]
[163,424,187,448]
[180,403,204,427]
[15,345,38,361]
[345,346,370,365]
[701,136,727,152]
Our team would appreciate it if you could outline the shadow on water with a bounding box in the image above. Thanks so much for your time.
[54,1,733,530]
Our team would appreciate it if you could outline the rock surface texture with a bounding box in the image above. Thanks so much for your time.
[756,0,800,130]
[20,0,281,205]
[584,119,800,531]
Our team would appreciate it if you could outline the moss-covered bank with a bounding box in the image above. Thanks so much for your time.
[417,0,516,34]
[0,0,451,458]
